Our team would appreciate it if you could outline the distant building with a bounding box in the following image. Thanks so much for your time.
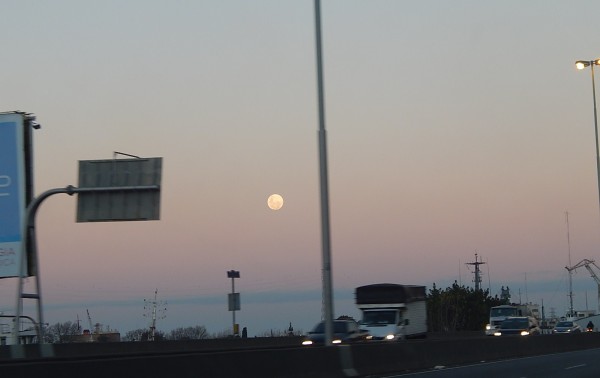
[68,330,121,343]
[1,317,38,346]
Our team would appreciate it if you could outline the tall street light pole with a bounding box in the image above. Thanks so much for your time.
[576,59,600,222]
[313,0,334,346]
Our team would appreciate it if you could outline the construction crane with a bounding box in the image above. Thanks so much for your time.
[86,309,93,331]
[86,309,94,341]
[565,259,600,315]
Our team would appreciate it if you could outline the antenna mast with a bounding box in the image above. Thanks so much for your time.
[566,212,575,318]
[487,259,492,293]
[466,253,486,291]
[144,289,167,341]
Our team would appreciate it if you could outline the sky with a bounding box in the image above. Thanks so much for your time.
[2,0,600,337]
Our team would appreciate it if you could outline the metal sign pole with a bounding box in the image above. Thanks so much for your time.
[227,270,240,336]
[12,185,160,345]
[232,276,236,335]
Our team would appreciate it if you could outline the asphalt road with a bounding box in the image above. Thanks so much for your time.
[377,347,600,378]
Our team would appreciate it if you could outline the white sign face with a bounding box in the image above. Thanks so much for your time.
[0,113,26,278]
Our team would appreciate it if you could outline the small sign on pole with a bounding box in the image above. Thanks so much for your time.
[228,293,241,311]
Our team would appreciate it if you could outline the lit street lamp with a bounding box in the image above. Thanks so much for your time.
[576,59,600,219]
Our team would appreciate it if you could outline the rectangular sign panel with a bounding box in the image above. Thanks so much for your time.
[228,293,241,311]
[77,158,162,222]
[0,113,26,278]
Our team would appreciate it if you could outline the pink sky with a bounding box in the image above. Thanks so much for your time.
[2,0,600,336]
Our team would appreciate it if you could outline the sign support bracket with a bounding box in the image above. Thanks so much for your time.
[13,184,160,346]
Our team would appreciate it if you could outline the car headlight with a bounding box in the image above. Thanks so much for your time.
[302,340,313,346]
[486,324,491,330]
[520,331,529,336]
[366,335,373,340]
[332,339,342,344]
[494,332,502,336]
[385,334,395,340]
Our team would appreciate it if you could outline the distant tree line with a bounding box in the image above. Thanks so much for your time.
[41,323,211,343]
[43,321,80,343]
[427,281,505,332]
[43,323,302,343]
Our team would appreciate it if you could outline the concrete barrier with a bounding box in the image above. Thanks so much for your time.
[1,333,600,377]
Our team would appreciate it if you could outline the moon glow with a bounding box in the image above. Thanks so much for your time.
[267,194,284,210]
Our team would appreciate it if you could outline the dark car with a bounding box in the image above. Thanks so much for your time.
[301,319,368,346]
[552,321,582,334]
[494,316,540,336]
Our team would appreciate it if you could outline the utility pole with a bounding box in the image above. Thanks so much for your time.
[565,212,575,318]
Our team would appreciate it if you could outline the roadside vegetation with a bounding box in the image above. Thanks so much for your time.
[427,281,505,332]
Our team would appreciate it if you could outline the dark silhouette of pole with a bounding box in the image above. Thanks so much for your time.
[313,0,334,346]
[227,270,240,336]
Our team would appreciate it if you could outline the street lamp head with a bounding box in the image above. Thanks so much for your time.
[576,60,600,70]
[576,61,590,70]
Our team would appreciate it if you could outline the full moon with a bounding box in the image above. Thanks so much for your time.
[267,194,284,210]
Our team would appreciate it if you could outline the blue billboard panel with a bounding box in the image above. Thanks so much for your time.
[0,114,26,277]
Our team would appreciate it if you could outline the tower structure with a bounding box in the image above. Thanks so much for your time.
[466,253,486,291]
[144,289,167,341]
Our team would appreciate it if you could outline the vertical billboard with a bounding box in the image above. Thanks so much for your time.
[0,113,27,278]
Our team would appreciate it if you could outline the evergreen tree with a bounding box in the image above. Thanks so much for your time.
[427,282,505,332]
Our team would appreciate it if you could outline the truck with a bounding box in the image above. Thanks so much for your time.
[485,303,540,336]
[355,283,427,340]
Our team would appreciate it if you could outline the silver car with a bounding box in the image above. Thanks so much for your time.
[301,319,369,346]
[552,321,582,334]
